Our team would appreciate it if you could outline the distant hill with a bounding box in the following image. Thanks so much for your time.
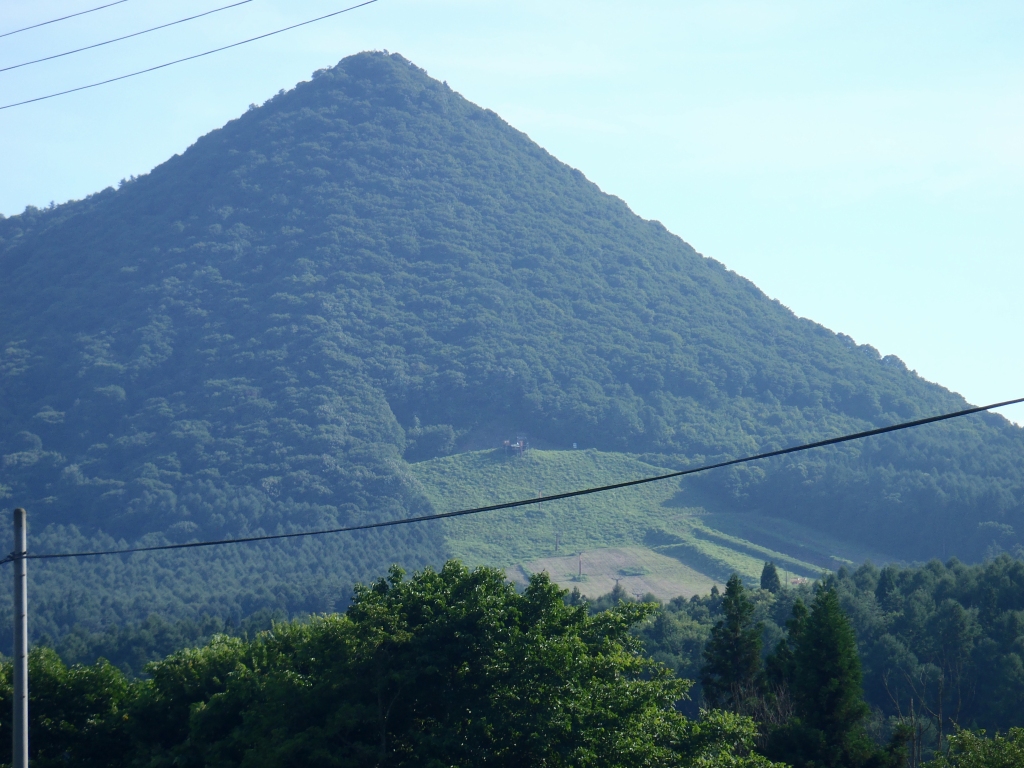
[1,52,1022,643]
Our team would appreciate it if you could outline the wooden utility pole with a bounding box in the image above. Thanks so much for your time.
[13,508,28,768]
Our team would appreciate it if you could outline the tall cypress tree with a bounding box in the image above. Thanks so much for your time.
[766,586,885,768]
[761,562,782,593]
[701,574,763,711]
[793,588,870,745]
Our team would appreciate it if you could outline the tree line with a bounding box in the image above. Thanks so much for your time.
[639,554,1024,762]
[1,562,777,768]
[3,557,1024,767]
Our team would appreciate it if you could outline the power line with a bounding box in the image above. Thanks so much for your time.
[0,0,380,111]
[0,0,131,40]
[6,396,1021,565]
[1,0,255,74]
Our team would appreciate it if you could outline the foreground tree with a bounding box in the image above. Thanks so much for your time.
[171,563,781,766]
[7,561,781,767]
[924,728,1024,768]
[766,586,897,768]
[0,647,133,768]
[701,574,763,713]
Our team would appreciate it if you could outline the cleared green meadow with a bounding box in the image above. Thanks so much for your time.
[410,448,844,596]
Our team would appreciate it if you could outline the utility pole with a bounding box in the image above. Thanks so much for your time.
[13,508,28,768]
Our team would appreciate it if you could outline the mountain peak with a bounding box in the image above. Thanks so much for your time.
[1,53,1021,640]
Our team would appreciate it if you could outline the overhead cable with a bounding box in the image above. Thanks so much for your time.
[5,396,1021,565]
[0,0,131,40]
[0,0,380,111]
[1,0,255,74]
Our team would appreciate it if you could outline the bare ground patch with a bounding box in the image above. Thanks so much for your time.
[508,546,720,601]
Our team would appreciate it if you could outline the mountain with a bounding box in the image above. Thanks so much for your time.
[1,52,1022,643]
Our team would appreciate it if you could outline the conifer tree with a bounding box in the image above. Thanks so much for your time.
[874,564,904,613]
[766,586,885,767]
[765,599,806,691]
[760,562,782,593]
[701,574,763,711]
[793,588,870,744]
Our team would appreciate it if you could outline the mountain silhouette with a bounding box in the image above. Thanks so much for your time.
[1,52,1021,641]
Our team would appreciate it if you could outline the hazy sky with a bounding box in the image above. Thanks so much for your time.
[2,0,1022,424]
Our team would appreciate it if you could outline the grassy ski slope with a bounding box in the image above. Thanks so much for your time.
[409,448,879,595]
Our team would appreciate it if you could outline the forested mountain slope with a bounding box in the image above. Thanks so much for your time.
[0,52,1022,639]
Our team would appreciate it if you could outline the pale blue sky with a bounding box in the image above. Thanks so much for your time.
[2,0,1022,423]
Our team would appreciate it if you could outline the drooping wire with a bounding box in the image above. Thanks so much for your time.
[1,0,255,74]
[1,0,131,40]
[0,0,380,111]
[3,396,1020,565]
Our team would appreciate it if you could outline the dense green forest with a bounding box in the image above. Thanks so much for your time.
[637,555,1024,762]
[0,51,1022,642]
[0,563,780,768]
[6,559,1024,767]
